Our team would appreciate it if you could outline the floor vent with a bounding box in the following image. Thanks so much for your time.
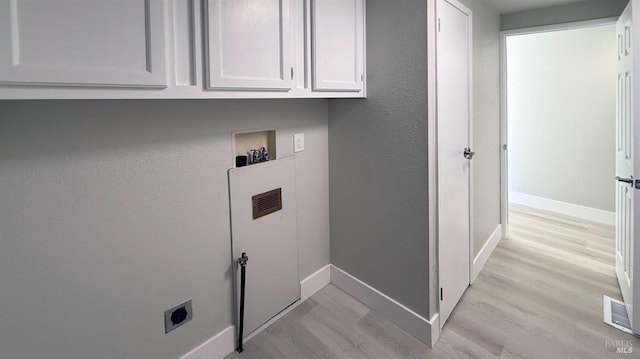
[252,188,282,219]
[603,295,633,334]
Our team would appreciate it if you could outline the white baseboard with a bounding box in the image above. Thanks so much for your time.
[180,325,235,359]
[243,298,301,343]
[509,191,615,226]
[301,264,331,300]
[182,264,332,359]
[183,264,442,359]
[244,263,332,343]
[472,224,503,283]
[330,265,440,347]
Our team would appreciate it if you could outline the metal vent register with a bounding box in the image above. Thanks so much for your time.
[252,188,282,219]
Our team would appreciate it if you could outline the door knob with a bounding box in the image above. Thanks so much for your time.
[463,147,475,160]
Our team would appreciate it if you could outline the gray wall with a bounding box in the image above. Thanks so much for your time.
[507,25,617,211]
[329,0,430,318]
[0,99,330,359]
[501,0,628,30]
[328,0,501,320]
[458,0,502,256]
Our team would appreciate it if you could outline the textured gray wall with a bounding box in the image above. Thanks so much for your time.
[0,99,330,359]
[459,0,502,256]
[329,0,501,320]
[501,0,628,30]
[329,0,430,318]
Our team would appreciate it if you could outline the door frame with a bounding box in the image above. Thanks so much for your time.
[632,0,640,333]
[429,0,474,331]
[499,17,618,237]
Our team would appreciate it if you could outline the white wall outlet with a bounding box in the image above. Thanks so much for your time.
[294,133,304,153]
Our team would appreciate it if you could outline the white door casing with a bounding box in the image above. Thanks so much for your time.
[499,18,621,243]
[0,0,166,88]
[616,1,640,334]
[437,0,473,328]
[204,0,292,91]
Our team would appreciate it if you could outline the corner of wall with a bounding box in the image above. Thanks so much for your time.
[330,265,440,347]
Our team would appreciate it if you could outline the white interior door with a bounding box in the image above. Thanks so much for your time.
[615,1,640,334]
[437,0,472,328]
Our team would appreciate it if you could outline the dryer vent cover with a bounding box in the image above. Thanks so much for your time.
[252,188,282,219]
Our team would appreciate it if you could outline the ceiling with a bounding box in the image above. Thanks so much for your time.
[483,0,608,14]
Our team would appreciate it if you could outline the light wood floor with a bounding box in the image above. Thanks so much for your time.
[226,204,639,358]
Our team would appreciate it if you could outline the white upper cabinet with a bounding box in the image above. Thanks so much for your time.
[0,0,366,98]
[0,0,166,88]
[311,0,364,92]
[204,0,292,91]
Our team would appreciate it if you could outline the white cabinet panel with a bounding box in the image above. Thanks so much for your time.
[204,0,291,91]
[311,0,364,92]
[0,0,166,88]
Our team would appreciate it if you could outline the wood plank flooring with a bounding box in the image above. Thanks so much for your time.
[226,204,639,358]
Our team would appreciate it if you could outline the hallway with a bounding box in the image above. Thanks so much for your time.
[444,204,638,357]
[227,204,639,358]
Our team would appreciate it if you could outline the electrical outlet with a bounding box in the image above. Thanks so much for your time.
[294,133,304,152]
[164,299,193,334]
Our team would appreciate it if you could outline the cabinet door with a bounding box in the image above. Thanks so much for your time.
[311,0,364,92]
[0,0,166,88]
[204,0,291,91]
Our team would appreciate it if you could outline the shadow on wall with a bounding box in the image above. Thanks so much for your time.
[0,98,330,359]
[0,99,324,163]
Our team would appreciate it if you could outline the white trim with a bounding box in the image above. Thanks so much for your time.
[184,264,438,359]
[500,29,509,239]
[243,263,332,343]
[180,325,235,359]
[471,224,503,283]
[426,0,440,323]
[300,264,331,300]
[509,192,615,226]
[430,313,441,346]
[499,16,618,238]
[501,17,618,37]
[466,0,476,292]
[217,263,330,359]
[631,0,640,334]
[330,265,440,347]
[243,298,302,343]
[362,0,367,98]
